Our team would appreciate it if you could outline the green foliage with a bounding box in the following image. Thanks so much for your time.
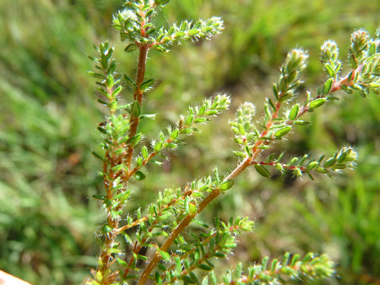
[2,1,380,285]
[209,253,334,284]
[84,1,379,284]
[112,0,223,54]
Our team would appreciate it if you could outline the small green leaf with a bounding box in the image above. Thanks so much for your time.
[88,55,98,62]
[309,98,326,109]
[288,104,299,120]
[124,74,137,88]
[114,191,131,201]
[324,157,336,168]
[170,129,179,139]
[165,143,176,148]
[341,85,354,94]
[91,150,104,161]
[274,126,292,137]
[154,142,163,152]
[88,71,104,79]
[294,120,310,125]
[279,93,292,103]
[369,82,380,88]
[316,167,328,174]
[306,161,318,170]
[136,156,143,167]
[337,152,346,163]
[201,26,213,33]
[131,101,141,116]
[172,257,181,273]
[175,31,185,37]
[254,164,271,177]
[198,105,206,116]
[210,271,217,285]
[194,118,207,123]
[181,275,196,284]
[111,164,126,172]
[273,83,279,100]
[232,151,245,158]
[97,126,108,135]
[205,110,218,115]
[185,115,194,125]
[290,254,300,267]
[130,133,142,146]
[135,171,146,180]
[142,146,149,159]
[102,224,113,234]
[140,113,157,120]
[325,64,336,77]
[349,55,357,69]
[368,42,376,56]
[238,123,246,135]
[331,163,346,169]
[214,252,226,258]
[97,98,108,105]
[199,263,213,271]
[188,29,200,36]
[92,195,106,200]
[321,78,334,95]
[101,54,108,69]
[160,251,170,262]
[262,256,269,270]
[219,179,234,191]
[124,43,138,52]
[124,274,139,280]
[267,98,276,111]
[116,257,128,267]
[155,271,162,285]
[112,86,122,96]
[140,79,155,90]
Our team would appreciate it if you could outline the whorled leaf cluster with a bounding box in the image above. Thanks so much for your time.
[112,0,223,53]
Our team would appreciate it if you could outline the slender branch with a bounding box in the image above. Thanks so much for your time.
[250,65,362,162]
[137,158,252,285]
[116,189,195,234]
[128,108,222,177]
[159,224,246,285]
[297,65,363,118]
[223,261,324,284]
[251,100,282,157]
[250,160,307,171]
[162,243,221,285]
[125,44,149,170]
[122,194,181,278]
[96,81,124,284]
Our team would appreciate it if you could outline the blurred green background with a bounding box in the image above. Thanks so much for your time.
[1,0,380,284]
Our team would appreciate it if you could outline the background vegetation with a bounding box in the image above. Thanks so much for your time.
[0,0,379,284]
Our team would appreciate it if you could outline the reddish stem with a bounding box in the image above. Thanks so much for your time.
[137,158,253,285]
[125,44,149,170]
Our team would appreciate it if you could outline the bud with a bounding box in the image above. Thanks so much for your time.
[349,29,370,64]
[320,40,339,64]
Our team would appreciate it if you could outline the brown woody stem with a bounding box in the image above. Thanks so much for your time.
[126,44,149,171]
